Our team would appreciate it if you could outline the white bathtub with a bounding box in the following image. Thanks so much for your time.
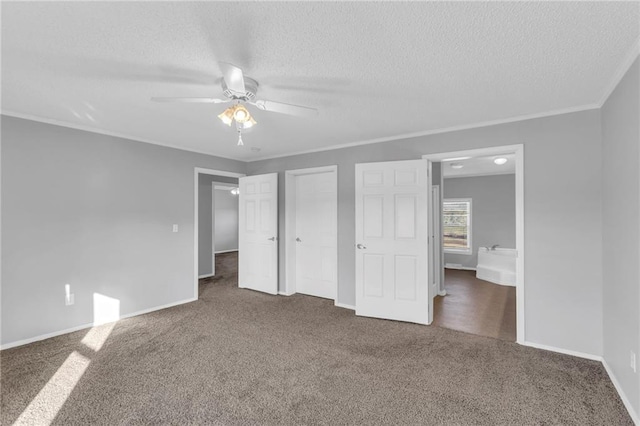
[476,247,516,286]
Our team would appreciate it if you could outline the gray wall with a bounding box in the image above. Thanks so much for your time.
[443,174,516,269]
[198,176,238,277]
[1,105,617,361]
[1,116,246,346]
[214,188,239,252]
[602,57,639,416]
[247,108,604,356]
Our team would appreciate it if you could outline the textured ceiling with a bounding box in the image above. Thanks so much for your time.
[2,2,638,161]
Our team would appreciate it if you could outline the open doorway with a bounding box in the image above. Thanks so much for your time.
[212,183,240,283]
[194,168,245,298]
[424,145,524,343]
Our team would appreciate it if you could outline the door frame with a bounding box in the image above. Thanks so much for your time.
[431,184,444,296]
[422,144,525,344]
[283,165,338,300]
[194,168,245,299]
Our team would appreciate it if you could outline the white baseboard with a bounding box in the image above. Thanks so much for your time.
[198,273,215,279]
[278,290,294,296]
[521,340,602,361]
[2,298,636,423]
[602,359,640,425]
[445,265,477,271]
[520,341,639,422]
[335,302,355,310]
[0,297,198,351]
[214,249,238,254]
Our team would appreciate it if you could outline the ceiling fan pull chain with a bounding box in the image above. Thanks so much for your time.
[237,127,244,146]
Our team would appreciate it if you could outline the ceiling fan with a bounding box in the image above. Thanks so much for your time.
[151,63,318,146]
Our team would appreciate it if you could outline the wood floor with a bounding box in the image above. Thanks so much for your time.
[433,269,516,341]
[206,254,516,341]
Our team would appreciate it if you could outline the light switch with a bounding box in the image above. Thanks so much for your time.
[172,224,179,233]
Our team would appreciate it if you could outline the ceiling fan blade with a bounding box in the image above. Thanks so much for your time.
[219,62,246,95]
[252,99,318,117]
[151,97,228,103]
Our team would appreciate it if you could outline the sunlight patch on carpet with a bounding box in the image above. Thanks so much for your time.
[15,292,121,424]
[14,351,90,425]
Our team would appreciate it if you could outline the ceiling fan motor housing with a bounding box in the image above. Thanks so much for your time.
[222,77,259,101]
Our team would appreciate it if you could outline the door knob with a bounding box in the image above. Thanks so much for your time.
[356,243,367,249]
[296,237,302,242]
[268,236,276,241]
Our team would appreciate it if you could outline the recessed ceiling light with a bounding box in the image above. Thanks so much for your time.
[494,157,508,165]
[450,163,464,169]
[442,156,472,162]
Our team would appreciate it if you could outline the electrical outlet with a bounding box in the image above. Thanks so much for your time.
[631,351,637,373]
[172,224,179,233]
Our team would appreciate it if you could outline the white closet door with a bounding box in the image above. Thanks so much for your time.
[355,159,430,324]
[295,172,337,299]
[238,173,278,295]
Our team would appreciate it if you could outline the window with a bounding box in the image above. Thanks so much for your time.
[443,199,472,254]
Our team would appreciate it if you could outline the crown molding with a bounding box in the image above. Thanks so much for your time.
[4,37,638,165]
[248,103,599,162]
[0,110,246,163]
[0,100,614,165]
[598,36,640,107]
[0,103,602,165]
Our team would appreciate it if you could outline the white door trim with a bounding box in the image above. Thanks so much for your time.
[422,144,525,344]
[211,186,216,275]
[284,165,338,300]
[431,185,443,296]
[194,168,245,299]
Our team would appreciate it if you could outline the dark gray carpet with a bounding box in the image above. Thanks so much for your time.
[1,252,632,425]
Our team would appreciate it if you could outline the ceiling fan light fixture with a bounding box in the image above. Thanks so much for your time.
[233,105,250,122]
[218,107,234,126]
[241,117,257,129]
[156,63,318,146]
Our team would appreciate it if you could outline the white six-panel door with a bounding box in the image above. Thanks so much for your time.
[294,172,337,300]
[355,160,430,324]
[238,173,278,295]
